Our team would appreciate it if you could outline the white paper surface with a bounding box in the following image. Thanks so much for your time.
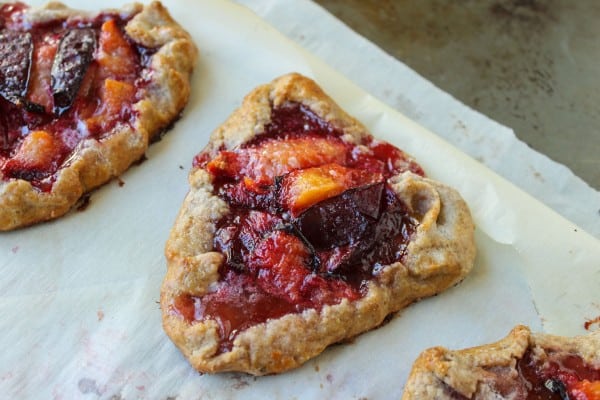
[1,0,599,399]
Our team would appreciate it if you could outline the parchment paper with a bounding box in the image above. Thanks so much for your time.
[1,0,599,399]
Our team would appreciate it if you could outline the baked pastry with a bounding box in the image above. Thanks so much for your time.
[0,1,197,230]
[403,325,600,399]
[161,73,476,375]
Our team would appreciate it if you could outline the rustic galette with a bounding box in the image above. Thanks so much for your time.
[0,1,196,230]
[161,73,476,375]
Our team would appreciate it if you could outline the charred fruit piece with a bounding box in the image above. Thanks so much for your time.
[51,28,97,116]
[0,31,33,106]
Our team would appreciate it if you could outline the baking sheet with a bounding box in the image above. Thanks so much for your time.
[1,0,599,399]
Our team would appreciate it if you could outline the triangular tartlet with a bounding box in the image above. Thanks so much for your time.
[161,73,476,375]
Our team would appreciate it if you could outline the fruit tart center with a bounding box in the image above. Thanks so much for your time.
[178,103,425,353]
[0,2,154,191]
[515,350,600,400]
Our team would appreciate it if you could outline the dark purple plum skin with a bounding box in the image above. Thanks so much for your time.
[51,28,96,116]
[0,31,33,106]
[294,182,415,276]
[295,182,384,250]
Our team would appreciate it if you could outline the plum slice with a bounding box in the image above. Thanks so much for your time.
[0,31,33,106]
[293,183,416,276]
[51,28,96,116]
[295,182,384,251]
[277,163,383,216]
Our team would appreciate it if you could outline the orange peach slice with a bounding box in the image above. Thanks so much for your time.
[572,380,600,400]
[100,79,136,115]
[97,19,138,78]
[206,137,348,183]
[12,130,60,169]
[85,79,135,133]
[279,163,382,215]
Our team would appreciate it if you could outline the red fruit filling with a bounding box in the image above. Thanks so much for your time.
[177,103,425,353]
[0,3,155,191]
[439,349,600,400]
[507,350,600,400]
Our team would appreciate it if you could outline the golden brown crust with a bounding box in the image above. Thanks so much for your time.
[402,325,600,399]
[0,1,197,230]
[161,73,476,375]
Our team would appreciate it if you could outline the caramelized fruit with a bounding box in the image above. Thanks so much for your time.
[279,163,382,216]
[3,130,65,185]
[0,3,151,191]
[517,350,600,400]
[206,137,347,184]
[96,19,138,79]
[179,103,422,352]
[295,182,384,251]
[85,78,136,134]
